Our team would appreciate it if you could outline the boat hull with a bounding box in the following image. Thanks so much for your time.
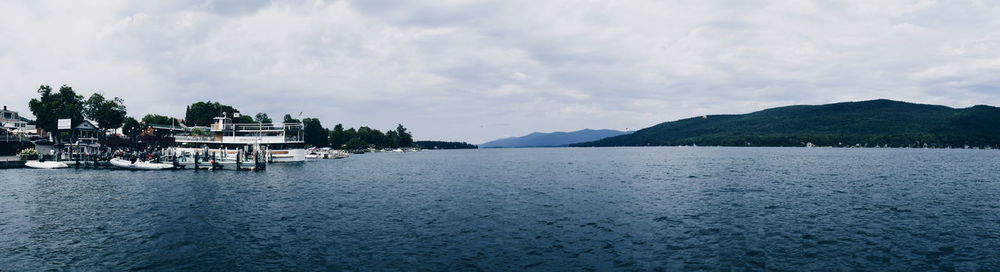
[25,161,69,169]
[109,158,175,170]
[270,149,305,163]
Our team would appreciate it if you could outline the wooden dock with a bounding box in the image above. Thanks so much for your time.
[0,156,25,169]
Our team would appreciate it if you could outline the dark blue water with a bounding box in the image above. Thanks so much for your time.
[2,147,1000,271]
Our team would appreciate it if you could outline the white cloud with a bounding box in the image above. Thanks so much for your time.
[2,0,1000,143]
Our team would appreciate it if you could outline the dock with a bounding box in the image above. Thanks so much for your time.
[0,156,25,169]
[0,157,264,171]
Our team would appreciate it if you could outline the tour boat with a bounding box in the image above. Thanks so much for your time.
[25,160,69,169]
[109,158,176,170]
[173,115,306,163]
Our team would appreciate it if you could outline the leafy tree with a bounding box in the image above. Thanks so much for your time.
[344,137,367,150]
[283,114,301,124]
[386,130,399,148]
[142,114,175,126]
[122,117,141,137]
[254,112,272,124]
[84,93,127,131]
[395,124,413,147]
[368,129,387,147]
[184,101,241,126]
[303,118,329,147]
[191,127,207,136]
[328,124,348,149]
[233,115,254,123]
[28,85,85,135]
[345,127,357,142]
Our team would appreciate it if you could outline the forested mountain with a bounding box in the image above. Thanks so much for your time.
[573,99,1000,148]
[481,129,628,148]
[415,141,477,149]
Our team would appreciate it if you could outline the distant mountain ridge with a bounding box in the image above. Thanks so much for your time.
[481,129,628,148]
[572,99,1000,148]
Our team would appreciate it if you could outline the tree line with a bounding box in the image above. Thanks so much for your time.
[305,119,415,150]
[25,84,417,149]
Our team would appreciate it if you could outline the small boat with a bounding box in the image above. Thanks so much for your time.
[329,150,350,159]
[25,160,69,169]
[109,158,175,170]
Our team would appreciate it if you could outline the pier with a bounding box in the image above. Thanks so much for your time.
[0,156,25,169]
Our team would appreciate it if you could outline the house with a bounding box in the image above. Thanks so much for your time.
[0,106,30,134]
[71,120,101,145]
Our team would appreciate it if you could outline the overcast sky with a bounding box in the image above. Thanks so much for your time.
[2,1,1000,143]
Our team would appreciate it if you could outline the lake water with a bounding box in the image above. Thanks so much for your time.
[1,147,999,271]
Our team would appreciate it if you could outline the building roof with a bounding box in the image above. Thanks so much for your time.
[148,124,188,131]
[73,120,99,131]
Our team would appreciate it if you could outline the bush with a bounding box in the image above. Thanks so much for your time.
[19,148,38,160]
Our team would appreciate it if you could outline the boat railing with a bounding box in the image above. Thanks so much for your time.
[174,135,214,142]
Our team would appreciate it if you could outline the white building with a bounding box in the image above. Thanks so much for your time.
[0,106,31,133]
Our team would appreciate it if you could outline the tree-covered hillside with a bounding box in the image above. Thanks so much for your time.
[415,141,477,149]
[481,129,627,148]
[573,99,1000,148]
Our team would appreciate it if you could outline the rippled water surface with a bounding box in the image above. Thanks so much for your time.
[2,147,1000,271]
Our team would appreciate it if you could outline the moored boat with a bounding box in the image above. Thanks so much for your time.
[109,158,175,170]
[173,115,306,163]
[25,160,69,169]
[330,150,350,159]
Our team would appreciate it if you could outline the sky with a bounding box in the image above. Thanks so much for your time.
[2,0,1000,144]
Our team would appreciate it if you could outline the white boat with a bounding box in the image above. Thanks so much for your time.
[173,115,306,163]
[329,150,350,159]
[109,158,175,170]
[25,160,69,169]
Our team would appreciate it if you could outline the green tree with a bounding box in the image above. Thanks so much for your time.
[303,118,329,147]
[328,124,348,149]
[142,114,175,126]
[345,127,357,142]
[254,112,272,124]
[386,130,399,148]
[395,124,413,147]
[122,117,141,137]
[283,114,301,124]
[28,85,85,134]
[191,127,207,136]
[344,137,367,150]
[184,101,241,126]
[233,114,254,123]
[84,93,127,131]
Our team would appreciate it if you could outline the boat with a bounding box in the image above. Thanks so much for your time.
[173,115,306,163]
[25,160,69,169]
[329,150,350,159]
[304,147,322,159]
[109,158,175,170]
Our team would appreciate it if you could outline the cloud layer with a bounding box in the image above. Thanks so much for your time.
[2,0,999,143]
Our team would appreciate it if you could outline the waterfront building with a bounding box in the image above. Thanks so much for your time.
[0,106,30,134]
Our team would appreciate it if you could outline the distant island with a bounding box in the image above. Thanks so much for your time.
[573,99,1000,148]
[415,141,478,150]
[481,129,628,148]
